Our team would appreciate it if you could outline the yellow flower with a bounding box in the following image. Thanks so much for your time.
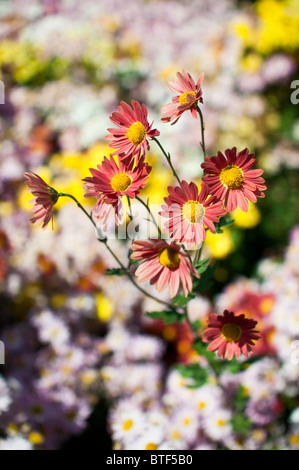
[232,202,261,229]
[205,227,235,259]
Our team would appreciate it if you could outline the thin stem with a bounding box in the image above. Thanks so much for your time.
[196,104,206,160]
[59,193,96,227]
[136,196,162,238]
[126,196,133,221]
[59,192,175,309]
[194,242,203,266]
[152,137,182,187]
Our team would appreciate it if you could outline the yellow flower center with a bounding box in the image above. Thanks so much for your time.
[145,443,158,450]
[220,166,243,190]
[126,121,146,146]
[159,247,181,270]
[179,90,196,106]
[110,173,132,192]
[28,432,44,445]
[182,200,204,223]
[217,419,225,427]
[197,401,206,409]
[221,323,242,343]
[123,419,133,431]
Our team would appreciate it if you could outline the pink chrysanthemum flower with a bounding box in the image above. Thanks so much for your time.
[201,147,267,212]
[161,70,204,125]
[24,171,59,229]
[106,100,160,163]
[92,195,123,229]
[202,310,260,360]
[160,181,226,249]
[82,155,151,204]
[130,239,198,299]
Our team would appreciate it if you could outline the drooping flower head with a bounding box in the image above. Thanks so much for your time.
[130,239,198,299]
[201,147,266,213]
[161,70,204,125]
[83,155,151,204]
[106,100,160,163]
[160,181,226,249]
[24,171,59,229]
[203,310,260,360]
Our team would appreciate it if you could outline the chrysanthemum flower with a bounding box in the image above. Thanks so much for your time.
[82,155,151,204]
[130,239,198,298]
[160,181,226,249]
[201,147,266,212]
[106,100,160,163]
[24,171,59,229]
[202,310,260,360]
[161,70,204,125]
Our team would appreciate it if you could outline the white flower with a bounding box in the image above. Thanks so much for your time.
[0,376,11,414]
[203,408,233,442]
[0,436,33,451]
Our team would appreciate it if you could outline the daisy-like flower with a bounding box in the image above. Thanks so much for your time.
[160,181,226,249]
[130,239,198,298]
[106,100,160,163]
[203,310,260,360]
[83,155,151,204]
[24,171,59,229]
[201,147,266,212]
[161,70,204,125]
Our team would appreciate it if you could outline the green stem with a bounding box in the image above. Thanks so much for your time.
[196,104,206,160]
[59,192,174,309]
[136,196,162,238]
[59,193,97,228]
[126,196,133,221]
[152,137,182,187]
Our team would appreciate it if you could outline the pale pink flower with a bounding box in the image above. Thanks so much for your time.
[160,181,226,249]
[106,100,160,163]
[130,239,198,298]
[83,155,151,203]
[24,171,59,229]
[201,147,267,212]
[161,70,204,125]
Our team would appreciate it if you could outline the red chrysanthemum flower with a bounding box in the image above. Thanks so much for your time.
[24,171,59,229]
[201,147,266,212]
[106,100,160,163]
[82,155,151,204]
[160,181,226,249]
[161,70,204,125]
[202,310,260,360]
[130,239,198,299]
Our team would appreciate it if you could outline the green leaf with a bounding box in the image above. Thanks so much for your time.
[105,268,127,276]
[146,309,182,325]
[171,291,195,307]
[193,263,218,293]
[195,258,210,275]
[214,215,235,234]
[174,363,209,388]
[231,414,252,434]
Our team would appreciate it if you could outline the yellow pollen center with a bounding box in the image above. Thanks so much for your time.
[146,443,158,450]
[111,173,132,192]
[220,166,243,190]
[159,247,181,270]
[126,121,146,146]
[179,90,196,106]
[217,419,225,427]
[123,419,133,431]
[198,401,206,409]
[182,200,204,223]
[221,323,242,342]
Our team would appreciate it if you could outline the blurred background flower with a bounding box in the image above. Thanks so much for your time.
[0,0,299,450]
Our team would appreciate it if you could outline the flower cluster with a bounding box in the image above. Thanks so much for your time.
[1,0,298,452]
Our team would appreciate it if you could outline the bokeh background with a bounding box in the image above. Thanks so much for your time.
[1,0,299,450]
